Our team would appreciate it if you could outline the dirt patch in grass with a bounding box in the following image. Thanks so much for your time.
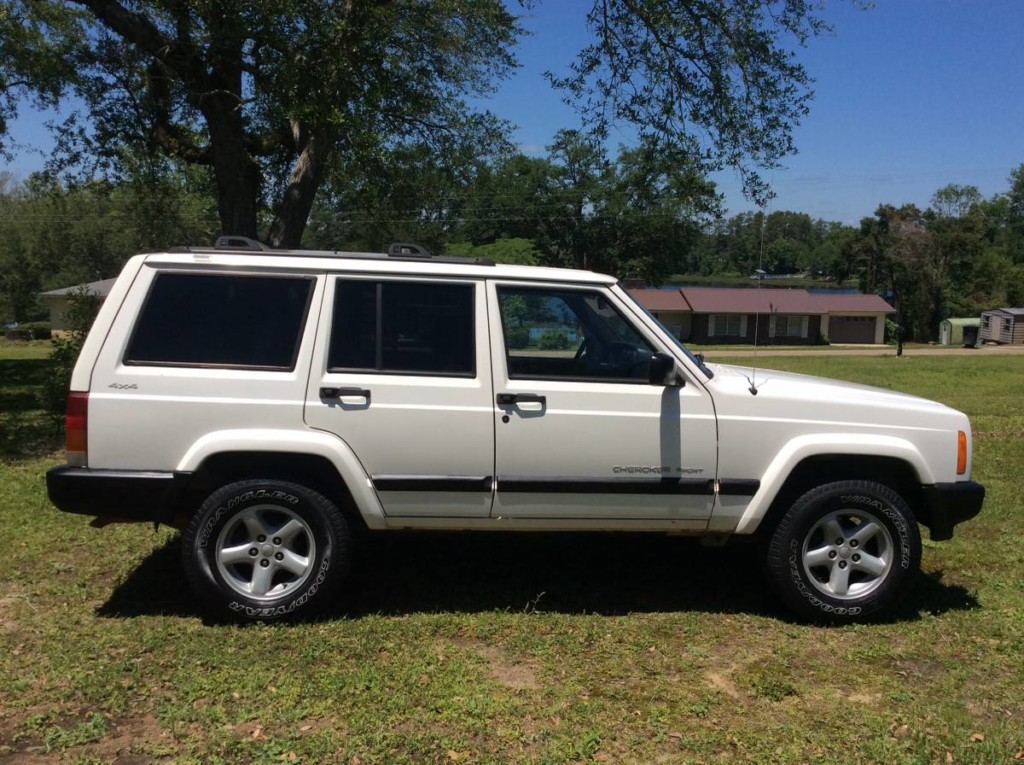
[454,637,541,691]
[0,586,32,636]
[705,668,742,700]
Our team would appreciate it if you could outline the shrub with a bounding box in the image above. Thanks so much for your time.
[506,326,530,349]
[41,291,101,424]
[538,330,570,350]
[20,321,52,340]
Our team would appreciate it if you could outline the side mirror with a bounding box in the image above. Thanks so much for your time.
[648,352,681,386]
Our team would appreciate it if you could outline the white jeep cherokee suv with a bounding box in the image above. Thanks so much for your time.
[47,238,984,623]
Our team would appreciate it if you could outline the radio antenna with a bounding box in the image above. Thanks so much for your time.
[745,210,768,395]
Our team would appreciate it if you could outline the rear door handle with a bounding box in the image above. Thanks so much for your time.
[497,392,546,406]
[320,387,371,403]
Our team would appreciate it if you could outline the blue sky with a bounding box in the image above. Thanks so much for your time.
[4,0,1024,225]
[483,0,1024,224]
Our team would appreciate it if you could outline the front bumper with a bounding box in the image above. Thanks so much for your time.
[47,466,192,525]
[921,481,985,541]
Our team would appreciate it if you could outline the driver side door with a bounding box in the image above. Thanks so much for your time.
[489,281,718,525]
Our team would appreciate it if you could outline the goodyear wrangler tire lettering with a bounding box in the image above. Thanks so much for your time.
[182,479,352,623]
[763,480,921,624]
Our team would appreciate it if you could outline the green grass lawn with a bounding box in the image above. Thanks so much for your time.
[1,347,1022,763]
[0,340,60,456]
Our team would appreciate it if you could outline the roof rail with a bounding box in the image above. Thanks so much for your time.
[388,242,432,258]
[214,235,269,252]
[177,238,496,267]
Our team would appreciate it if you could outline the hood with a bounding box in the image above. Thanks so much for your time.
[706,362,956,419]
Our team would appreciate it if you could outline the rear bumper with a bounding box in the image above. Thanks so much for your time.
[921,481,985,541]
[46,466,192,524]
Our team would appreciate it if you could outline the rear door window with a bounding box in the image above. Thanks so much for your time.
[328,280,475,376]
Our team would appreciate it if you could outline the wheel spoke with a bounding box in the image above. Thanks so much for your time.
[850,520,883,547]
[276,518,307,545]
[220,543,254,565]
[241,510,271,541]
[804,545,834,568]
[828,562,852,595]
[823,518,845,543]
[854,552,888,577]
[249,563,276,596]
[278,550,310,577]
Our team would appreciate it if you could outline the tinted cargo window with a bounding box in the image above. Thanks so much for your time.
[125,273,314,369]
[328,280,475,376]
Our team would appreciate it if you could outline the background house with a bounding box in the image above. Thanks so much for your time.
[979,308,1024,345]
[680,288,825,345]
[39,279,115,331]
[631,287,894,345]
[629,289,693,341]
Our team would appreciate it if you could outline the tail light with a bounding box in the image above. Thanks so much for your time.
[66,392,88,466]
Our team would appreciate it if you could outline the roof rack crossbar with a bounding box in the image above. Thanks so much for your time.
[388,242,432,258]
[385,243,432,259]
[214,235,269,252]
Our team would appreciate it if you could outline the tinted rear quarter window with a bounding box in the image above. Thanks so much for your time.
[125,273,314,369]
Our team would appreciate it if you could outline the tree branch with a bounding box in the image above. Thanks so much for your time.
[69,0,208,91]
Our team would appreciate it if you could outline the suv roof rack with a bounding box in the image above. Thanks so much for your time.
[176,237,496,266]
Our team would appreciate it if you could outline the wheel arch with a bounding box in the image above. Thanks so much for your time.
[174,430,386,530]
[734,434,932,536]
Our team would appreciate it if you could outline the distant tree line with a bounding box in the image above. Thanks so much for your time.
[3,151,1024,344]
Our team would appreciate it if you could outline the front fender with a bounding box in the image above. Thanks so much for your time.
[176,428,387,529]
[733,433,933,535]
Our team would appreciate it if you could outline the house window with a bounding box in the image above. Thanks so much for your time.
[770,315,808,338]
[708,314,746,338]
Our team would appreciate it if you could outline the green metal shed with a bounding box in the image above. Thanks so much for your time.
[939,317,980,346]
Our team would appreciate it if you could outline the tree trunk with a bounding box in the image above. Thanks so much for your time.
[201,97,261,241]
[894,285,904,357]
[268,124,336,249]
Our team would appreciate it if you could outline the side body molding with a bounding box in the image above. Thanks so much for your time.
[733,433,934,534]
[176,429,387,529]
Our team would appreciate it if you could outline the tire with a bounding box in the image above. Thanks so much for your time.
[181,479,351,622]
[763,480,922,624]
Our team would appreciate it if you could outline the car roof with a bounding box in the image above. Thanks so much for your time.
[140,248,617,286]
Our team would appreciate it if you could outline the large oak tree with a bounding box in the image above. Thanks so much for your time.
[2,0,837,248]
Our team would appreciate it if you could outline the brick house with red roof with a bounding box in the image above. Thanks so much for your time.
[630,288,894,345]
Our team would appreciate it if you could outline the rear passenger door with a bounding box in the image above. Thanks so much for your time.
[304,276,495,517]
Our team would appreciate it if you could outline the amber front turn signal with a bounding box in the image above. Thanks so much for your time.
[957,430,968,475]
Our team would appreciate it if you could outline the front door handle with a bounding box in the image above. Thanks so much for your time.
[497,392,546,406]
[320,387,371,404]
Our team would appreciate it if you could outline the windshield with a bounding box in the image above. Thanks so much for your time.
[616,285,714,379]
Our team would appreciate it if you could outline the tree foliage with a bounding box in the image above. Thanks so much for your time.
[0,167,215,321]
[552,0,831,203]
[448,131,720,284]
[3,0,842,247]
[3,0,520,247]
